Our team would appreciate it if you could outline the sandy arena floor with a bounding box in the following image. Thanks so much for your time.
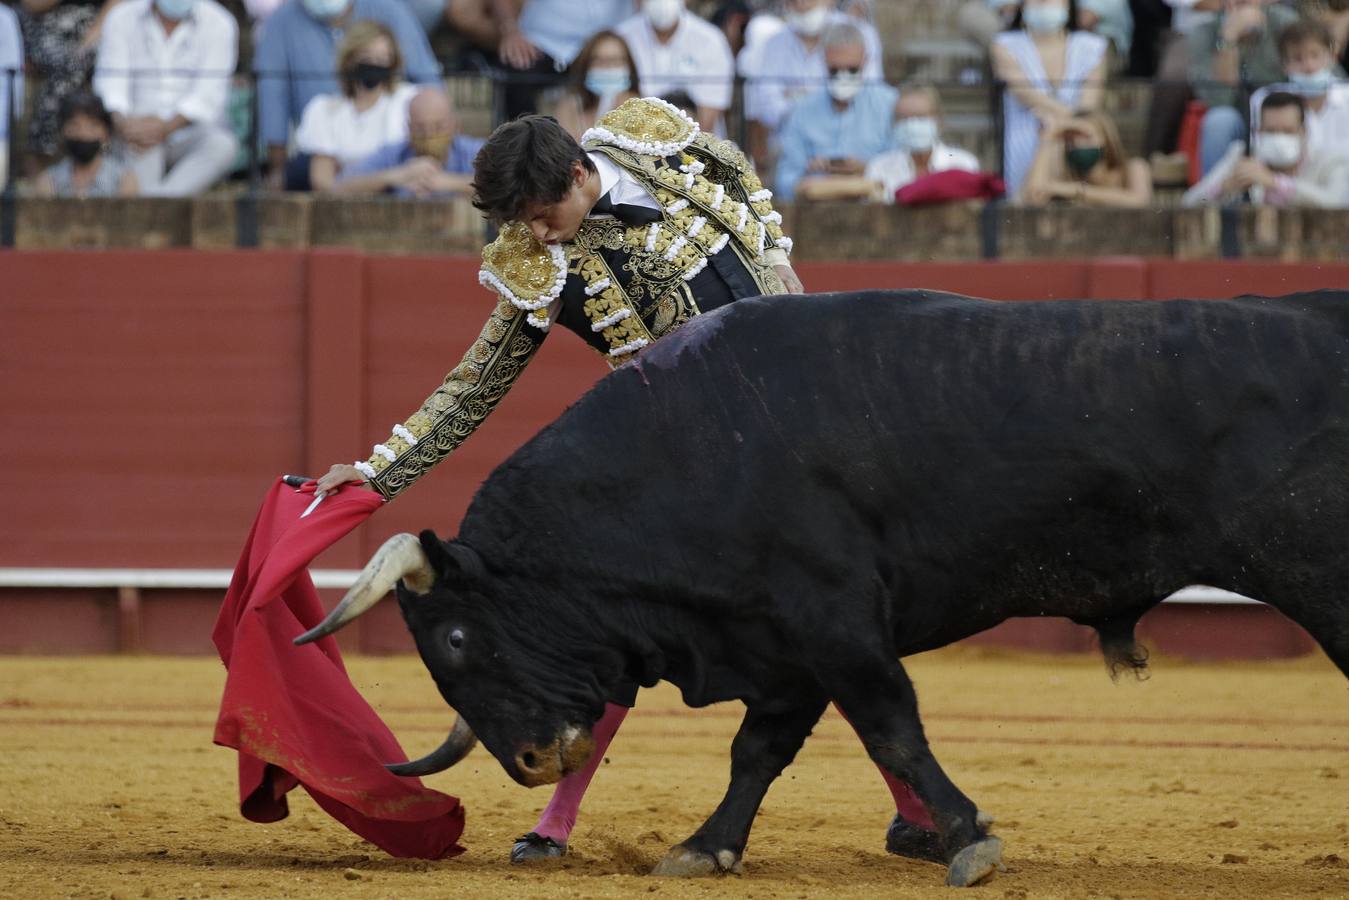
[0,647,1345,899]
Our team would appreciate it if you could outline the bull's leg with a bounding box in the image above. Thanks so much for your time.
[652,694,829,877]
[827,660,1002,887]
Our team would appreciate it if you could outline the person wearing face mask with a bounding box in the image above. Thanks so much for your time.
[333,88,486,196]
[253,0,441,192]
[34,91,139,197]
[1188,0,1298,175]
[615,0,735,131]
[774,21,896,202]
[1020,108,1152,205]
[743,0,884,172]
[549,30,642,139]
[864,86,982,201]
[295,21,420,192]
[91,0,239,197]
[991,0,1108,198]
[1259,17,1349,160]
[1184,90,1349,205]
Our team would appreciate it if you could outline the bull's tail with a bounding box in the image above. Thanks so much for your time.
[1075,609,1152,682]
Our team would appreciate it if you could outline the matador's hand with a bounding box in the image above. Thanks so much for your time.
[315,463,374,496]
[775,264,804,295]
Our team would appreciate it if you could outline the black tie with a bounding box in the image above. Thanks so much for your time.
[591,191,663,227]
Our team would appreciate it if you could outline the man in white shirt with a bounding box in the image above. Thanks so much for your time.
[1274,16,1349,159]
[94,0,238,197]
[742,0,883,171]
[865,86,981,201]
[614,0,735,131]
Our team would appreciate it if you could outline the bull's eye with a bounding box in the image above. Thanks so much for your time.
[448,628,465,650]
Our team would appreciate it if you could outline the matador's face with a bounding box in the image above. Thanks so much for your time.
[521,160,598,245]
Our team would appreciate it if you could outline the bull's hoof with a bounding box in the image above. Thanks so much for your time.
[884,815,946,864]
[651,845,743,877]
[510,832,566,864]
[944,836,1003,887]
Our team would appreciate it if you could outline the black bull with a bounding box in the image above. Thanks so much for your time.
[300,290,1349,886]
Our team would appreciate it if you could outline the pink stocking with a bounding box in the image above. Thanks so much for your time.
[834,703,936,830]
[531,702,629,843]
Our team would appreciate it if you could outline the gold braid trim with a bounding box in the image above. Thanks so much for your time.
[365,296,543,500]
[577,254,658,362]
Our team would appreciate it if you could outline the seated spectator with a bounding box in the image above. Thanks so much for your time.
[547,29,641,140]
[615,0,735,131]
[333,87,483,196]
[1189,0,1297,174]
[743,0,884,172]
[1305,0,1349,71]
[0,4,21,188]
[1184,90,1349,205]
[774,21,896,202]
[1270,15,1349,155]
[484,0,633,120]
[92,0,239,197]
[1021,109,1152,205]
[1077,0,1132,69]
[33,91,138,197]
[15,0,119,174]
[297,21,419,192]
[866,86,982,201]
[254,0,440,191]
[991,0,1108,198]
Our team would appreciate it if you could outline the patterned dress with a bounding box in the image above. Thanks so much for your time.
[18,2,100,158]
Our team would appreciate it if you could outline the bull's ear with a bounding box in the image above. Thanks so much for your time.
[418,530,486,583]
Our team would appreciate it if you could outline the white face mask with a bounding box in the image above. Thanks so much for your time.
[894,116,939,151]
[1255,132,1302,169]
[828,71,864,103]
[155,0,195,19]
[1023,3,1069,34]
[644,0,683,31]
[786,4,831,37]
[585,66,632,98]
[302,0,349,20]
[1289,67,1336,97]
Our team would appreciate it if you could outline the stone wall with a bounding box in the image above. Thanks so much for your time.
[8,195,1349,261]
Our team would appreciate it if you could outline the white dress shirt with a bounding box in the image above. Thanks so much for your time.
[865,143,982,201]
[588,150,660,211]
[614,11,735,112]
[94,0,238,125]
[296,83,418,168]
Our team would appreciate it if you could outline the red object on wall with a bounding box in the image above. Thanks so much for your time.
[3,251,1347,659]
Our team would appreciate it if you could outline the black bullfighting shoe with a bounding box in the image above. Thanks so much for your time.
[884,815,947,864]
[510,832,567,864]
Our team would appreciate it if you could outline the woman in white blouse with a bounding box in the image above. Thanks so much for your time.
[296,21,418,193]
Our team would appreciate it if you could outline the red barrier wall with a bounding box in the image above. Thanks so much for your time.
[2,252,1345,656]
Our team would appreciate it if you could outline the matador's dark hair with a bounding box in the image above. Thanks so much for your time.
[471,115,596,223]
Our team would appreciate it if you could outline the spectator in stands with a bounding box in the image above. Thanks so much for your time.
[866,85,982,200]
[1141,0,1220,172]
[615,0,734,131]
[0,3,21,188]
[774,21,895,202]
[254,0,440,191]
[1077,0,1133,68]
[1189,0,1297,174]
[1305,0,1349,71]
[15,0,119,174]
[992,0,1108,198]
[1020,108,1152,204]
[1273,15,1349,154]
[33,91,138,196]
[486,0,633,120]
[547,29,640,140]
[93,0,239,197]
[1184,89,1349,204]
[333,87,483,195]
[296,21,419,192]
[743,0,883,172]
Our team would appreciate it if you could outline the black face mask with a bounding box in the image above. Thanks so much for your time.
[351,62,393,90]
[65,138,103,165]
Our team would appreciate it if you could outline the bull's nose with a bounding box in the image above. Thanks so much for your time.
[513,745,563,786]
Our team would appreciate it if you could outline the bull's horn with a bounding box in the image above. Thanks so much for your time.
[386,716,477,776]
[293,533,434,645]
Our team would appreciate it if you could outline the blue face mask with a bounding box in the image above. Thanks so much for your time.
[302,0,350,21]
[585,66,631,98]
[1023,3,1068,33]
[155,0,195,20]
[1290,67,1336,97]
